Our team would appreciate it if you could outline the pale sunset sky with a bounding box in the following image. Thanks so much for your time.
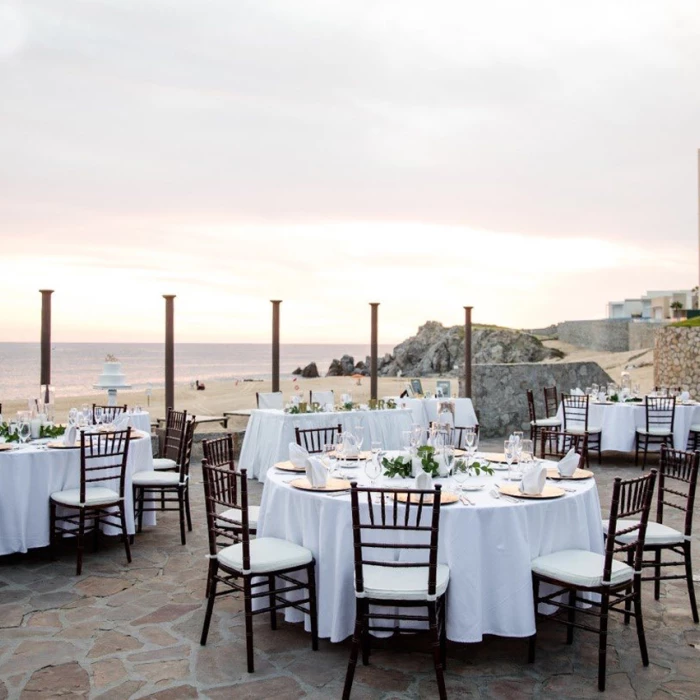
[1,1,699,344]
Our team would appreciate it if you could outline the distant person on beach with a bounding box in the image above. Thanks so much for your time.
[195,380,206,391]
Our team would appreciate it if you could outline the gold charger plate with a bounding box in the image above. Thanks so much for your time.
[499,484,565,499]
[0,443,15,451]
[481,452,509,464]
[329,450,372,460]
[289,477,351,492]
[47,441,79,449]
[546,468,594,480]
[392,491,459,505]
[275,460,306,473]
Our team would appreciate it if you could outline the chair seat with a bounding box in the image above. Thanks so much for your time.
[153,457,177,470]
[566,426,602,435]
[218,537,312,574]
[531,549,633,588]
[689,424,700,433]
[635,428,673,437]
[532,417,562,427]
[603,519,686,546]
[132,471,186,487]
[357,564,450,602]
[217,506,260,529]
[50,487,121,507]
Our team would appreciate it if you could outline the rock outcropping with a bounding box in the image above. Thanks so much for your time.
[326,354,367,377]
[374,321,562,377]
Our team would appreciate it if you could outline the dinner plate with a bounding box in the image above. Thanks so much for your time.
[289,477,351,492]
[546,468,594,480]
[329,450,372,460]
[499,484,565,499]
[460,483,485,492]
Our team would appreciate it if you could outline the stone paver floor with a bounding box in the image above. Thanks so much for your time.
[1,443,699,699]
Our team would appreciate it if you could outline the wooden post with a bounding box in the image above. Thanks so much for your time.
[39,290,54,393]
[163,295,175,411]
[370,303,379,400]
[463,306,473,398]
[271,300,282,393]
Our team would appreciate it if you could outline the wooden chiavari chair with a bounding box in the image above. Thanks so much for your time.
[539,429,588,466]
[154,408,189,471]
[92,404,127,424]
[343,483,449,700]
[49,429,133,576]
[527,389,561,444]
[132,418,195,545]
[635,397,676,469]
[561,394,602,466]
[199,461,318,673]
[543,385,559,419]
[529,471,656,691]
[294,424,342,454]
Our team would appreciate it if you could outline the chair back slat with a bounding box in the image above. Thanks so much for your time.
[350,483,442,597]
[605,471,656,579]
[92,404,127,423]
[162,408,189,462]
[543,386,558,418]
[201,460,251,563]
[178,418,196,482]
[527,390,537,423]
[294,424,342,454]
[202,435,238,505]
[79,429,131,503]
[645,397,676,433]
[658,447,699,537]
[561,394,590,431]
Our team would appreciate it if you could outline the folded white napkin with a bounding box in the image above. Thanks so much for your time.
[557,448,579,477]
[343,434,360,457]
[521,461,546,495]
[63,425,77,447]
[680,391,690,402]
[114,414,130,430]
[414,470,432,490]
[306,456,328,487]
[571,387,584,396]
[289,442,310,469]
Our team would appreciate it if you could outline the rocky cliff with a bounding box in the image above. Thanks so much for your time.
[374,321,562,377]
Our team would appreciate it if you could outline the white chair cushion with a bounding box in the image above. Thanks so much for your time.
[603,519,686,546]
[532,417,561,427]
[50,487,121,507]
[217,506,260,529]
[357,564,450,601]
[688,424,700,432]
[153,457,177,470]
[566,426,602,435]
[217,537,312,574]
[635,427,672,436]
[531,549,633,588]
[132,471,184,486]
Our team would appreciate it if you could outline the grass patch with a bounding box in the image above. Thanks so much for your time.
[670,317,700,327]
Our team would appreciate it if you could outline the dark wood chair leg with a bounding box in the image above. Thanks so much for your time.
[635,433,640,466]
[185,487,193,532]
[598,592,610,692]
[624,549,633,624]
[92,513,100,553]
[642,436,649,471]
[440,596,447,669]
[178,489,186,545]
[566,588,576,644]
[244,577,255,672]
[342,603,364,700]
[428,601,447,700]
[200,563,218,646]
[654,549,662,600]
[119,504,132,564]
[137,488,145,533]
[307,563,319,651]
[360,600,370,666]
[633,579,649,667]
[268,575,277,630]
[76,509,86,576]
[684,542,700,623]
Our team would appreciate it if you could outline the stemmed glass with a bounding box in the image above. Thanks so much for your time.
[371,441,382,461]
[354,425,364,451]
[442,444,455,480]
[17,414,31,445]
[321,443,338,478]
[520,439,534,478]
[365,456,381,487]
[94,406,104,427]
[411,424,423,447]
[451,458,470,497]
[504,440,516,481]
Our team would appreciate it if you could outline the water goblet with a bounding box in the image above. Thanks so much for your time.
[321,443,338,477]
[452,457,470,496]
[504,440,516,481]
[371,441,382,460]
[18,419,31,444]
[442,445,455,479]
[520,439,534,465]
[94,406,104,426]
[354,425,364,450]
[402,430,413,454]
[365,457,381,487]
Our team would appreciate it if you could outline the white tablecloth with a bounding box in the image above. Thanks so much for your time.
[128,411,152,433]
[238,408,415,482]
[556,402,700,452]
[385,397,478,429]
[0,433,155,555]
[257,464,603,643]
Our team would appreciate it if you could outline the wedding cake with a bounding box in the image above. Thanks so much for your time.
[94,355,131,388]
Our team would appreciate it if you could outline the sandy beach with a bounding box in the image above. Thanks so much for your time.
[1,341,656,433]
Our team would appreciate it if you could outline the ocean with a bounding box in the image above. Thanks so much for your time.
[0,343,395,400]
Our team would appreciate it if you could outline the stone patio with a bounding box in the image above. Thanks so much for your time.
[1,443,698,699]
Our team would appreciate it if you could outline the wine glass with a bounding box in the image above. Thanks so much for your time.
[411,423,423,447]
[442,445,455,479]
[321,443,338,477]
[504,439,516,481]
[520,439,534,472]
[402,430,413,454]
[94,406,104,426]
[18,418,31,444]
[365,456,381,487]
[452,458,470,496]
[371,441,382,460]
[354,425,364,451]
[68,408,78,427]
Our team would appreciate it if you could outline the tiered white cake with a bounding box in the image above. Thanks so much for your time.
[95,362,130,388]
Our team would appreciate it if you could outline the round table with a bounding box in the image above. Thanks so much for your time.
[0,431,155,556]
[257,458,603,643]
[556,401,700,452]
